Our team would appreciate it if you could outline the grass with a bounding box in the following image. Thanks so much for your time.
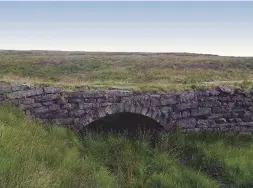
[158,132,253,187]
[0,106,217,188]
[1,50,253,92]
[1,50,253,187]
[1,106,253,187]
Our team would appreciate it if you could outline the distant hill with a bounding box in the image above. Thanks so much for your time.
[0,50,224,57]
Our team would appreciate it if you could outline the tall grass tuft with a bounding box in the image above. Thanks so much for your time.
[1,106,253,187]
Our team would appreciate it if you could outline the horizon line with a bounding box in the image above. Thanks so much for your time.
[1,48,253,58]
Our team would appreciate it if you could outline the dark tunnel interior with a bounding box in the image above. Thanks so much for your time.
[80,112,164,139]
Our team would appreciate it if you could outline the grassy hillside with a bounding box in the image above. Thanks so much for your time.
[0,106,253,188]
[1,50,253,92]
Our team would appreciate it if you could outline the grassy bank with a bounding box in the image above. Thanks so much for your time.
[0,106,253,187]
[1,50,253,92]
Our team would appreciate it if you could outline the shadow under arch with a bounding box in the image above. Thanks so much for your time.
[80,112,164,138]
[74,104,171,146]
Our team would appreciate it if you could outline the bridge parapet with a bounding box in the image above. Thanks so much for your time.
[1,83,253,135]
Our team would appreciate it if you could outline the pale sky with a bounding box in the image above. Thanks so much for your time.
[0,2,253,56]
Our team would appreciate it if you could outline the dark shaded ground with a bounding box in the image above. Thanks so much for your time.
[81,112,164,139]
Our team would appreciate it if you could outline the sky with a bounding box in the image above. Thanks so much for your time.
[0,2,253,56]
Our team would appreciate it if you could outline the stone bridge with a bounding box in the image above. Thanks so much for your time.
[1,83,253,134]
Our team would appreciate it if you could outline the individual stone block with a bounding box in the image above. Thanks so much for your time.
[208,113,227,119]
[178,91,196,103]
[6,88,44,99]
[111,104,119,113]
[170,112,181,119]
[181,111,191,118]
[150,94,161,99]
[146,108,154,117]
[44,86,62,94]
[52,118,73,125]
[197,119,215,128]
[62,103,75,110]
[83,91,104,98]
[0,85,12,93]
[211,106,230,113]
[70,109,85,117]
[208,89,220,96]
[151,109,162,120]
[84,113,95,123]
[149,98,160,106]
[35,94,60,102]
[105,106,113,115]
[11,83,31,92]
[48,104,61,111]
[218,96,231,102]
[237,122,253,127]
[84,98,97,103]
[106,90,132,97]
[10,99,23,106]
[140,107,149,116]
[160,106,173,114]
[19,103,42,110]
[235,100,252,108]
[134,105,142,114]
[42,101,55,106]
[0,95,4,101]
[175,102,198,111]
[66,92,83,98]
[191,107,211,117]
[198,99,221,107]
[58,110,70,118]
[98,108,106,118]
[99,103,113,107]
[96,97,107,103]
[32,106,49,114]
[68,98,84,103]
[177,118,196,128]
[215,118,227,124]
[22,98,35,104]
[160,94,178,105]
[216,86,233,94]
[79,103,99,109]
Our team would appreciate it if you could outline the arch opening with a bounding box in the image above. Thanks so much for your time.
[80,112,164,138]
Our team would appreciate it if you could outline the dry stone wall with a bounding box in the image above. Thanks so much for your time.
[1,83,253,134]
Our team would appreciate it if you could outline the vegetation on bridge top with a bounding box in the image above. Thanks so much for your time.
[1,50,253,92]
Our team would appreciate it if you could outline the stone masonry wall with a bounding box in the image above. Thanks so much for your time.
[1,83,253,135]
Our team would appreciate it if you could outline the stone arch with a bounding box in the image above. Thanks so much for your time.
[73,103,169,132]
